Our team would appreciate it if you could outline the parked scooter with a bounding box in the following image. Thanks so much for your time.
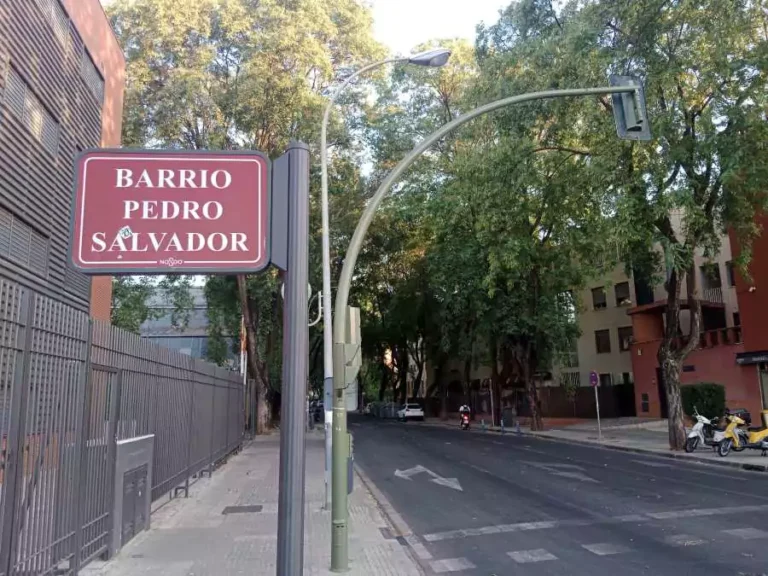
[718,409,768,457]
[685,407,719,452]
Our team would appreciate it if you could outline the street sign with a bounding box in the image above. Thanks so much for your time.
[609,75,651,141]
[589,370,599,387]
[70,149,270,274]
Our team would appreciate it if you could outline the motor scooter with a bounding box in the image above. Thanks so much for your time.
[718,409,768,457]
[685,406,719,453]
[460,413,470,430]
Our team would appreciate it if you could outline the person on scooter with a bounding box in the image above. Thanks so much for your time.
[459,404,471,425]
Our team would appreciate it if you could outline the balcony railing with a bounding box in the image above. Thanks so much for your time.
[701,286,723,304]
[670,326,742,350]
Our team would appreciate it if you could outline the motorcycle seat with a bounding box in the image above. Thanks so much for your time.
[748,426,767,433]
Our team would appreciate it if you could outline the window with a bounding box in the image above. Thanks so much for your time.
[614,282,631,306]
[599,373,613,387]
[621,372,634,385]
[81,50,105,104]
[595,329,611,354]
[591,287,607,310]
[700,263,722,289]
[36,0,70,47]
[641,393,649,413]
[618,326,633,352]
[726,261,736,287]
[733,312,741,327]
[4,67,59,154]
[0,206,49,277]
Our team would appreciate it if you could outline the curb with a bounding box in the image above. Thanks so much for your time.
[354,464,428,575]
[407,419,768,473]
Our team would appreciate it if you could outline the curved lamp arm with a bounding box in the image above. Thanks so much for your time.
[331,85,638,345]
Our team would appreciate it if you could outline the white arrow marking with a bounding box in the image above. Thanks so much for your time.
[431,476,463,491]
[394,465,463,491]
[394,465,429,480]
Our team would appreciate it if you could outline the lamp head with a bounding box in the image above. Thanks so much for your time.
[408,48,451,68]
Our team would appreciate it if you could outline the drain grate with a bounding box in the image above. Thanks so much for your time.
[222,505,263,515]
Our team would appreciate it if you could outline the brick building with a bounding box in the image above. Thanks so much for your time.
[629,218,768,419]
[0,0,124,319]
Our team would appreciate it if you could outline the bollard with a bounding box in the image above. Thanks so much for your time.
[482,419,486,431]
[500,419,505,435]
[516,420,521,435]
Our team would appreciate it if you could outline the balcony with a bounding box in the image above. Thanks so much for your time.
[666,326,743,351]
[701,286,723,304]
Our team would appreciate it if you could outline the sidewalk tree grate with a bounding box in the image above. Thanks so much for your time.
[221,505,263,515]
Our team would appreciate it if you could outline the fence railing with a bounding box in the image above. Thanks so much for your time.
[0,279,246,576]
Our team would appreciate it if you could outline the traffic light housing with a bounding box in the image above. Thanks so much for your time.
[610,75,651,141]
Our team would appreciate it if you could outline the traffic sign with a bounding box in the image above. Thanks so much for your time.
[589,370,599,387]
[70,149,270,274]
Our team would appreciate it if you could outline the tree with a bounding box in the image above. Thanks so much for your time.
[109,0,384,432]
[479,0,768,447]
[111,276,160,333]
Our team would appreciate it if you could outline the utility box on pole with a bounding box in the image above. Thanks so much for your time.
[344,306,361,412]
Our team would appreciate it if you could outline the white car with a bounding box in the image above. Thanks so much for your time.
[397,403,424,421]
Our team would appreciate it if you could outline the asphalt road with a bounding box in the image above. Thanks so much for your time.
[351,415,768,576]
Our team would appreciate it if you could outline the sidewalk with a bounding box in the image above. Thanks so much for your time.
[410,418,768,472]
[82,432,422,576]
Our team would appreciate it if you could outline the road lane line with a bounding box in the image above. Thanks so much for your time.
[582,543,630,556]
[722,527,768,539]
[508,549,558,563]
[429,558,476,573]
[404,534,433,560]
[422,504,768,543]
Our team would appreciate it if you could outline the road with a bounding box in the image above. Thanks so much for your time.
[351,416,768,576]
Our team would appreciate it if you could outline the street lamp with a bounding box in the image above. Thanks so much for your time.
[330,78,650,571]
[318,47,451,510]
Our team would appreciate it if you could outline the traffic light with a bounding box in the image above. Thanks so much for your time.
[610,75,651,141]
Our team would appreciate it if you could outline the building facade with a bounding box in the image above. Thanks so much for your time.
[139,286,239,368]
[628,220,767,419]
[0,0,124,319]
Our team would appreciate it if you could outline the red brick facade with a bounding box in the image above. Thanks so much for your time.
[630,217,768,418]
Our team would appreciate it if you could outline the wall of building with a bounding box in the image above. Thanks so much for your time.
[731,213,768,353]
[0,0,124,320]
[631,338,762,418]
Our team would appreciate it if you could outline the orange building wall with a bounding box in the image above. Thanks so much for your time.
[631,339,762,418]
[730,213,768,353]
[63,0,125,321]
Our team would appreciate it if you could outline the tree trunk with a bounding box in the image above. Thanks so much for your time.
[237,275,271,434]
[658,264,701,450]
[398,345,409,404]
[490,332,501,426]
[521,342,543,431]
[463,356,472,407]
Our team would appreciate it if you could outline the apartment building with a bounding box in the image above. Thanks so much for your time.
[0,0,125,319]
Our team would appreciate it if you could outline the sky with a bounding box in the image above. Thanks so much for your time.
[370,0,507,54]
[100,0,508,53]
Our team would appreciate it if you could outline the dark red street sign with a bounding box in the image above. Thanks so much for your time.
[70,149,270,274]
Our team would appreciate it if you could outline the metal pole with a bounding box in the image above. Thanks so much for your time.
[595,385,602,441]
[321,57,403,509]
[330,85,641,570]
[276,141,311,576]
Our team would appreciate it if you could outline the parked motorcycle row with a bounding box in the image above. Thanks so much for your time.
[686,406,768,457]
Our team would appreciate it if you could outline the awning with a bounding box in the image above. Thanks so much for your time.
[735,351,768,365]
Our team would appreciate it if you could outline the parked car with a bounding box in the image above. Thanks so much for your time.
[397,403,425,421]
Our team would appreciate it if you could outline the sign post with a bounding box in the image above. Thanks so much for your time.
[71,144,311,576]
[590,370,602,441]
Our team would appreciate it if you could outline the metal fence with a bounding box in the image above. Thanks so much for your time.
[0,279,245,575]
